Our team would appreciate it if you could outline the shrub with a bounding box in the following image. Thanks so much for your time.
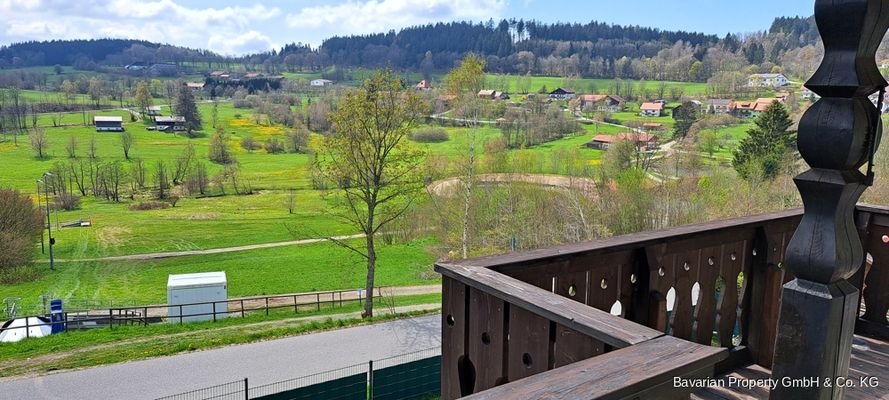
[241,136,261,152]
[409,128,449,143]
[0,189,43,274]
[128,201,171,211]
[264,137,286,154]
[54,192,81,211]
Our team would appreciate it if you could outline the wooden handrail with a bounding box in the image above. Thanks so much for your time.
[437,263,662,348]
[460,336,727,400]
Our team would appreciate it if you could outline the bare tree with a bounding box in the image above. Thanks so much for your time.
[66,135,77,158]
[154,160,170,199]
[29,128,49,159]
[172,142,195,185]
[286,188,296,214]
[88,135,98,159]
[120,131,134,160]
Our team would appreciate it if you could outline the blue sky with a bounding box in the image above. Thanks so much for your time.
[0,0,816,55]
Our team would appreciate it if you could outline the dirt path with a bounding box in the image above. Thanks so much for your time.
[427,173,598,197]
[53,232,369,263]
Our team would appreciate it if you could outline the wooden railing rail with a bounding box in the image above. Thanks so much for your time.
[437,204,889,399]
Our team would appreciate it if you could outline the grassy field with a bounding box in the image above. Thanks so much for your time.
[485,74,711,96]
[1,237,437,308]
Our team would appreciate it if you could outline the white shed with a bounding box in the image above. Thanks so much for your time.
[167,272,228,323]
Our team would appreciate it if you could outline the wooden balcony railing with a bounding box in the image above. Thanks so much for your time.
[436,204,889,399]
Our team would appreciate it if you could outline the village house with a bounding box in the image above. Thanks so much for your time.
[416,80,431,90]
[642,122,663,132]
[586,132,658,151]
[146,105,162,116]
[571,94,625,113]
[639,102,664,117]
[154,116,187,132]
[310,79,333,87]
[477,90,509,100]
[732,97,782,118]
[707,99,733,114]
[747,73,788,88]
[94,116,123,132]
[548,87,576,100]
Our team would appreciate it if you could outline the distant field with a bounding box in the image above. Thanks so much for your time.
[485,74,711,96]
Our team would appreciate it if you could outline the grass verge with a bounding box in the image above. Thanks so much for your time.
[0,293,441,377]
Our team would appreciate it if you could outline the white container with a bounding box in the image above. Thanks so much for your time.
[167,272,228,323]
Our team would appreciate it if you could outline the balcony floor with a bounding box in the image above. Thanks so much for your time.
[692,335,889,400]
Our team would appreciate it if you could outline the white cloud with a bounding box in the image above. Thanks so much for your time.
[209,31,278,56]
[286,0,505,34]
[0,0,281,54]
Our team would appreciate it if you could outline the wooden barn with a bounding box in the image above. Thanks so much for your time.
[94,116,123,132]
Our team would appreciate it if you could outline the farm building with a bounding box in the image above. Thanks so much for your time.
[707,99,733,114]
[416,80,432,90]
[639,102,664,117]
[571,95,625,112]
[747,73,788,88]
[477,90,509,100]
[310,79,333,87]
[94,116,123,132]
[147,105,162,116]
[548,87,576,100]
[587,133,658,151]
[732,98,782,118]
[155,116,186,132]
[186,82,205,90]
[149,63,178,77]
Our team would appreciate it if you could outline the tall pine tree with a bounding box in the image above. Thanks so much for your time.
[174,83,202,135]
[732,101,796,180]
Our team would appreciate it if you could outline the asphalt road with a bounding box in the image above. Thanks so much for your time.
[0,315,441,400]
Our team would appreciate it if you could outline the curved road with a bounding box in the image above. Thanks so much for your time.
[0,314,441,400]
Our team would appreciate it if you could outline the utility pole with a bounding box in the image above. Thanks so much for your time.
[42,172,55,271]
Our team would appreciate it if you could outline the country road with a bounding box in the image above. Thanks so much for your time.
[0,314,442,400]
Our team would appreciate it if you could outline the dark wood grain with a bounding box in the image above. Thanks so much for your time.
[507,305,551,382]
[441,277,467,400]
[553,323,603,368]
[467,289,505,393]
[461,335,727,400]
[436,263,664,348]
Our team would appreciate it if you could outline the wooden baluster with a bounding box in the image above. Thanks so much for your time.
[507,306,549,381]
[442,277,467,400]
[716,240,749,347]
[552,324,603,368]
[467,289,506,393]
[645,245,675,333]
[695,244,722,346]
[671,248,700,341]
[860,224,889,339]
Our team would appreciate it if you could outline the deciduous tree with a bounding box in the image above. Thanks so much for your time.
[315,70,426,318]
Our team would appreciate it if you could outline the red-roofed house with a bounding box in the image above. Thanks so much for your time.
[571,94,625,112]
[640,102,665,117]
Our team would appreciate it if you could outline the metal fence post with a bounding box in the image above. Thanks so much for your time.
[179,304,183,325]
[25,317,29,339]
[241,299,245,318]
[109,309,113,329]
[368,360,374,400]
[144,307,148,327]
[244,377,249,400]
[265,298,269,316]
[213,302,217,322]
[316,293,320,312]
[294,295,298,314]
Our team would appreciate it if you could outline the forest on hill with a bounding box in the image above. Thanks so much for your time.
[0,16,834,84]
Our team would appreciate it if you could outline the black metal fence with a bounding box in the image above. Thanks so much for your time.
[155,379,248,400]
[0,288,386,339]
[154,347,442,400]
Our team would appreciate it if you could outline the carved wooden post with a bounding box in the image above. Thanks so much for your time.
[771,1,889,399]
